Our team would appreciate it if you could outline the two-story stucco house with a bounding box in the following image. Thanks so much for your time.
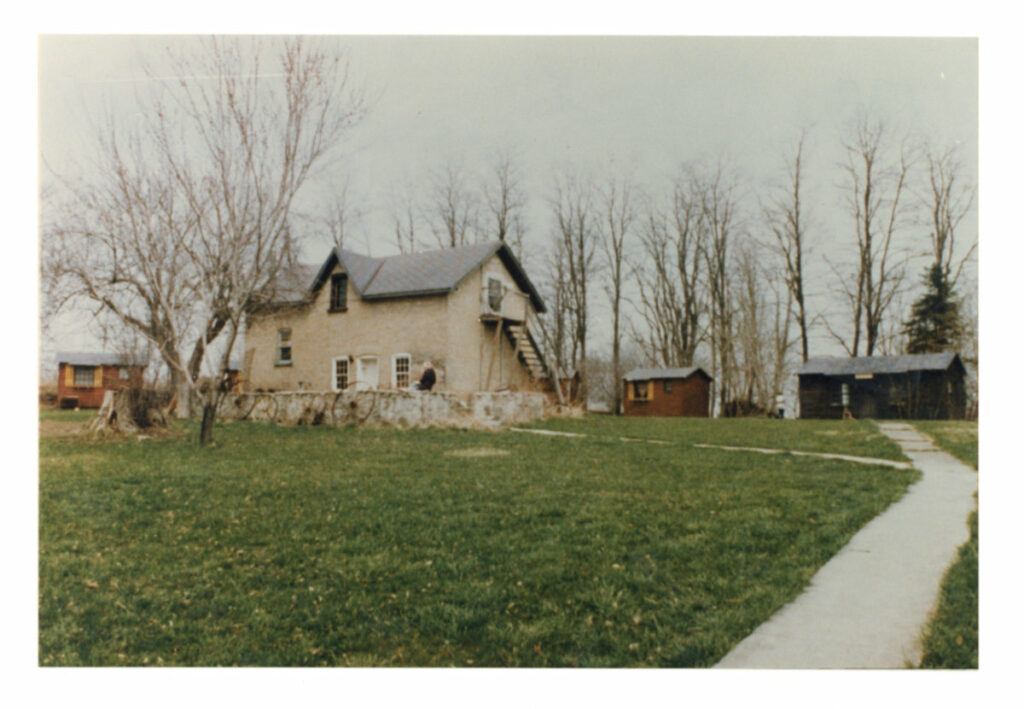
[243,241,549,399]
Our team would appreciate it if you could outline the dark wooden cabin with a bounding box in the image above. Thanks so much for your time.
[56,352,147,409]
[622,367,712,417]
[797,352,967,420]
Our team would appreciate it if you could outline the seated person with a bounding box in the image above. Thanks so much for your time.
[412,361,436,391]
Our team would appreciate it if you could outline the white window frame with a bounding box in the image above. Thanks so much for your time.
[392,353,412,388]
[331,356,350,392]
[276,328,293,365]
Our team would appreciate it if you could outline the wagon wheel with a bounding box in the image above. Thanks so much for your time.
[330,390,348,425]
[351,390,379,425]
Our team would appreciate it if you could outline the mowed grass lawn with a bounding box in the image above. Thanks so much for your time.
[40,413,917,667]
[913,421,979,470]
[912,420,978,669]
[522,416,907,461]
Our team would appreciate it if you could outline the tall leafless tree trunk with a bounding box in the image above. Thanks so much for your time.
[387,178,421,254]
[548,170,598,404]
[922,143,976,287]
[765,131,812,363]
[695,163,740,415]
[483,149,528,261]
[826,118,911,356]
[598,176,635,415]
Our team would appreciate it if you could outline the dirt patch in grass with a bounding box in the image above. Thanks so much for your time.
[39,452,108,470]
[39,419,88,438]
[446,447,511,458]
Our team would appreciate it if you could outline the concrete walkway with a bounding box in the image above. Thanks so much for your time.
[715,422,977,668]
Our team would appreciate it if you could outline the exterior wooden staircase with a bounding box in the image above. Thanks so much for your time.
[507,323,548,381]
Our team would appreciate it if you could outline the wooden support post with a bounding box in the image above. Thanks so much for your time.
[484,320,503,391]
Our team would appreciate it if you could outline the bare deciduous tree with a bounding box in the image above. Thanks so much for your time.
[695,163,741,415]
[630,177,704,368]
[547,170,598,403]
[483,149,528,261]
[764,131,812,363]
[732,243,793,412]
[317,180,364,252]
[387,178,421,254]
[922,143,976,287]
[598,175,635,415]
[826,118,911,356]
[44,37,367,444]
[428,160,478,248]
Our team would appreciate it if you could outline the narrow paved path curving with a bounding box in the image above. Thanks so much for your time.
[715,422,977,668]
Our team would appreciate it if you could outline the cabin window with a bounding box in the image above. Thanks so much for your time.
[119,366,130,380]
[633,380,650,401]
[276,328,293,365]
[664,380,673,393]
[73,366,95,387]
[488,277,503,312]
[393,354,411,388]
[330,273,348,312]
[332,357,349,391]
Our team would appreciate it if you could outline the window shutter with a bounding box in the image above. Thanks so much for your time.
[626,381,634,401]
[94,366,103,388]
[64,365,73,387]
[647,380,654,400]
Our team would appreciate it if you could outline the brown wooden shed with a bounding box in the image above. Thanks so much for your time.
[622,367,712,417]
[796,352,967,420]
[56,352,147,409]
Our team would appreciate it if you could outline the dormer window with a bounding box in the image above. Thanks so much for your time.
[330,273,348,312]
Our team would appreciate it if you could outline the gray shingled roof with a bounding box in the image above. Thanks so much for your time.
[623,366,712,381]
[282,241,545,312]
[269,263,321,304]
[796,352,961,376]
[56,352,148,367]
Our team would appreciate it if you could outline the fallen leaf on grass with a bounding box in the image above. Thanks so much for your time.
[83,579,99,589]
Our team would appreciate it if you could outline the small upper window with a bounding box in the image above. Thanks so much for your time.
[330,273,348,312]
[487,277,503,312]
[277,328,293,365]
[119,366,130,381]
[73,366,95,387]
[664,380,673,393]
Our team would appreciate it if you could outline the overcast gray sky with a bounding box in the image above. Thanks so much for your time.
[38,35,978,359]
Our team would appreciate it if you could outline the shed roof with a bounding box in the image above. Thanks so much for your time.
[623,366,712,382]
[796,352,962,376]
[273,241,546,312]
[57,352,147,367]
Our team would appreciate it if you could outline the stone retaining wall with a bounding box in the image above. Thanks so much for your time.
[215,390,548,428]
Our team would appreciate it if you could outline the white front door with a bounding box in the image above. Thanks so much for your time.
[355,356,379,390]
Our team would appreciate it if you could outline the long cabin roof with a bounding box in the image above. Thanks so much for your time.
[796,352,963,376]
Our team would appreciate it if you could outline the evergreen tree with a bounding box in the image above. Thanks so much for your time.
[903,264,964,353]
